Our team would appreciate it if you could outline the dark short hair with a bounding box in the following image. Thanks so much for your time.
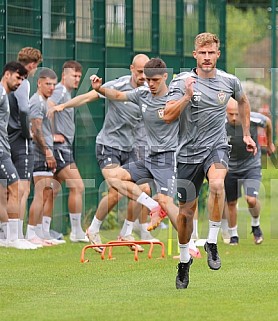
[38,68,57,79]
[62,60,82,73]
[2,61,28,78]
[144,58,167,77]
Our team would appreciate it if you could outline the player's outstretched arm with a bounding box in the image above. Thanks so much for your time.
[47,89,99,118]
[90,74,128,101]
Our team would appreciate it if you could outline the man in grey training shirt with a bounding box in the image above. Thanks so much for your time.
[48,54,154,252]
[0,61,29,249]
[164,32,257,289]
[26,68,60,246]
[224,98,275,245]
[90,58,180,234]
[8,47,43,240]
[47,60,89,243]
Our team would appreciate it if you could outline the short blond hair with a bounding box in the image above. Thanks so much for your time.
[194,33,220,50]
[17,47,43,65]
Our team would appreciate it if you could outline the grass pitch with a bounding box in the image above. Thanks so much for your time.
[1,160,278,321]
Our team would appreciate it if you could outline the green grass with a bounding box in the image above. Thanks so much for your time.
[1,160,278,321]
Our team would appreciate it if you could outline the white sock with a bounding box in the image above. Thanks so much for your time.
[251,216,260,227]
[1,222,7,238]
[88,216,103,234]
[5,222,10,240]
[26,224,37,239]
[8,219,19,241]
[228,225,238,237]
[70,213,83,235]
[136,192,158,210]
[192,219,198,238]
[188,238,198,252]
[140,222,148,233]
[179,243,191,263]
[140,223,152,239]
[221,219,229,232]
[42,216,52,234]
[35,224,44,238]
[207,220,221,244]
[119,219,128,237]
[18,220,24,239]
[124,220,134,237]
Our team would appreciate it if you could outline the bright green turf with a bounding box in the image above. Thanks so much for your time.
[1,160,278,321]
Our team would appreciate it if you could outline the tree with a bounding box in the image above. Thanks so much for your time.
[227,0,271,10]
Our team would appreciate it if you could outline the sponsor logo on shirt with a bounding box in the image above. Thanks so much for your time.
[142,103,147,112]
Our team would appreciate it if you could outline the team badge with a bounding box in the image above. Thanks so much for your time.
[218,91,226,103]
[158,108,164,119]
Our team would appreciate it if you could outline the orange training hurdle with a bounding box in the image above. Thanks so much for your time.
[80,240,165,263]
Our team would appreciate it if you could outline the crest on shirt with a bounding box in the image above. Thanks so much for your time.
[218,91,226,104]
[158,108,164,119]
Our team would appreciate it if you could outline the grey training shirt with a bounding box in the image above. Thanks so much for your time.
[8,79,31,143]
[0,84,11,155]
[126,86,179,155]
[29,93,53,161]
[226,112,267,172]
[167,68,244,163]
[96,75,142,152]
[49,83,74,146]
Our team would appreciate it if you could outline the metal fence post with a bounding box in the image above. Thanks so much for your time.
[271,0,277,143]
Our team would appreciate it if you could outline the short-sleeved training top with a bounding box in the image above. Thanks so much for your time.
[167,68,244,163]
[96,75,142,152]
[226,112,267,172]
[8,79,31,143]
[49,82,75,146]
[0,84,11,155]
[29,92,53,160]
[126,86,179,155]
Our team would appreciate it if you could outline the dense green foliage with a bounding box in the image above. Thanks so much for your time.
[226,5,270,74]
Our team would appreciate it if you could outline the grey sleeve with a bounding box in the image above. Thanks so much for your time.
[233,77,244,101]
[250,112,267,128]
[49,85,65,105]
[29,96,44,120]
[167,78,185,102]
[14,80,31,139]
[126,88,140,105]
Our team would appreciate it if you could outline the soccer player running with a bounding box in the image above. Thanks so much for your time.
[224,98,275,245]
[48,54,154,252]
[0,61,30,249]
[90,58,180,234]
[164,32,257,289]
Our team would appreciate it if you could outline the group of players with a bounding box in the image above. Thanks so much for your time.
[0,32,274,289]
